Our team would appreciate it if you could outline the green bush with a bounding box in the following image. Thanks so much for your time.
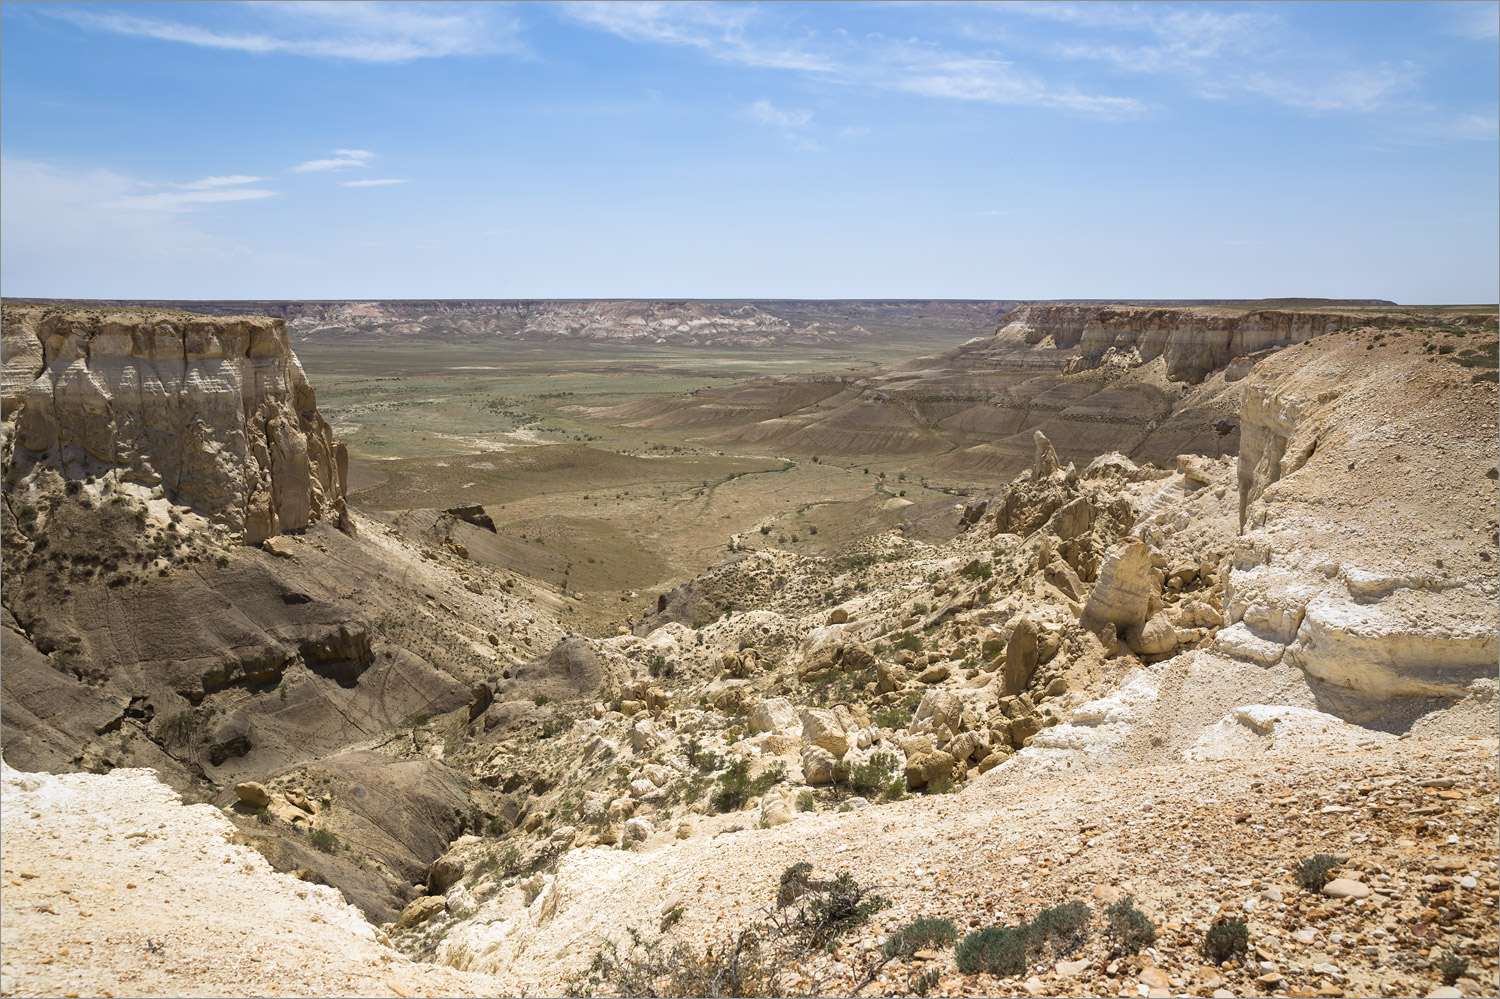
[796,789,815,812]
[883,917,958,958]
[1029,900,1091,953]
[845,752,899,797]
[891,634,923,653]
[1440,953,1470,986]
[1293,853,1341,892]
[955,926,1029,976]
[309,828,340,853]
[1104,896,1155,955]
[1200,917,1248,964]
[777,861,814,908]
[711,759,785,814]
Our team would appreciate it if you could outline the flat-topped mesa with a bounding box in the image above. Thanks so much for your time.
[1,305,349,544]
[994,304,1393,384]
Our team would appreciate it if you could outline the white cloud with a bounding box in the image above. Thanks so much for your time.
[1238,64,1420,114]
[49,1,523,63]
[343,178,409,187]
[178,174,268,189]
[115,187,279,213]
[567,1,1142,117]
[291,149,375,172]
[563,2,833,72]
[747,99,812,129]
[976,210,1010,216]
[1441,1,1500,40]
[0,158,286,296]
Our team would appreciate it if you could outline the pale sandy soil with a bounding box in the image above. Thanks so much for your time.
[0,763,506,999]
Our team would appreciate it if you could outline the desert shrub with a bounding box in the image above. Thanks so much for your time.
[796,790,815,812]
[254,806,272,825]
[1104,896,1155,955]
[797,870,886,948]
[1293,853,1341,892]
[777,861,815,909]
[533,694,550,706]
[883,917,958,958]
[955,925,1029,976]
[874,705,912,730]
[309,828,340,853]
[660,905,686,932]
[1440,952,1470,985]
[845,752,899,797]
[1200,916,1248,964]
[711,759,785,814]
[891,634,923,653]
[538,715,573,739]
[1029,900,1090,953]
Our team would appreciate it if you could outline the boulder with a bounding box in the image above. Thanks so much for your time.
[1125,612,1179,656]
[1009,714,1043,746]
[905,750,956,790]
[622,817,654,846]
[396,895,447,929]
[799,709,850,757]
[1080,538,1161,635]
[1000,618,1039,697]
[234,781,271,808]
[916,663,950,684]
[911,690,963,745]
[876,660,909,694]
[948,729,990,765]
[631,718,662,752]
[760,789,799,827]
[749,698,799,735]
[827,607,849,625]
[427,855,466,894]
[801,745,837,785]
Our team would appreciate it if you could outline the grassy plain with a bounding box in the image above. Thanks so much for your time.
[295,331,982,630]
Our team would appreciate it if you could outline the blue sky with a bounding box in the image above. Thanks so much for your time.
[2,1,1496,302]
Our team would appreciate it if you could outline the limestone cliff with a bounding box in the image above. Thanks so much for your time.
[1,305,348,544]
[1223,329,1498,712]
[995,304,1396,384]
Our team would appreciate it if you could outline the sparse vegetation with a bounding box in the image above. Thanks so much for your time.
[1293,853,1341,892]
[1201,916,1248,964]
[1103,896,1156,956]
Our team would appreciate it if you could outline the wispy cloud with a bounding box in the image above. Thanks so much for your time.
[986,2,1423,115]
[1441,1,1500,40]
[976,210,1010,216]
[0,157,285,295]
[291,149,375,172]
[1237,64,1420,114]
[563,2,833,72]
[565,1,1143,117]
[178,174,268,189]
[744,99,820,150]
[343,178,409,187]
[48,1,524,63]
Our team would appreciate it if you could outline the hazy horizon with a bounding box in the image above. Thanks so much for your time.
[2,1,1496,302]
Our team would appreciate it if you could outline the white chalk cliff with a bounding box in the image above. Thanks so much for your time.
[1,306,348,544]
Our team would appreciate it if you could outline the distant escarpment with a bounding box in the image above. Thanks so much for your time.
[2,305,348,544]
[992,304,1441,384]
[5,299,1027,345]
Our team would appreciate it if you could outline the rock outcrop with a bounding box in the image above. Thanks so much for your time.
[1,306,348,544]
[1223,331,1499,711]
[994,304,1393,384]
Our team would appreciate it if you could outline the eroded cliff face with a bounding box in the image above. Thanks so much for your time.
[996,304,1390,384]
[1,306,348,544]
[1223,330,1499,713]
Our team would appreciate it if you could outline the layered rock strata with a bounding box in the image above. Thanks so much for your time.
[2,306,348,544]
[995,304,1392,384]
